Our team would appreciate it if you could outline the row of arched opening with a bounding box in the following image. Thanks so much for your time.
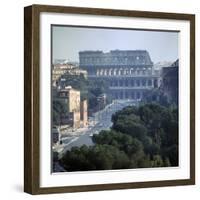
[109,79,158,88]
[96,67,152,76]
[111,90,145,100]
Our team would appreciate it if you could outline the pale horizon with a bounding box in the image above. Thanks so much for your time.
[52,26,179,64]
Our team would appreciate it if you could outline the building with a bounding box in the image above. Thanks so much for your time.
[66,86,81,128]
[52,64,74,83]
[79,50,160,100]
[80,99,88,127]
[52,126,60,144]
[56,86,88,129]
[160,59,179,105]
[57,86,81,128]
[52,63,87,86]
[97,94,107,110]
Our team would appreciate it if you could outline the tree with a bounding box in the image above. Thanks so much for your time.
[162,145,178,166]
[151,155,164,167]
[52,99,68,125]
[111,103,178,167]
[93,130,143,156]
[60,144,131,171]
[163,157,171,167]
[112,114,147,142]
[59,103,178,171]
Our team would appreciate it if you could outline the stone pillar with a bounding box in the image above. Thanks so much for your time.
[119,69,123,75]
[96,69,99,76]
[100,69,102,76]
[113,68,117,76]
[104,69,107,76]
[110,68,113,76]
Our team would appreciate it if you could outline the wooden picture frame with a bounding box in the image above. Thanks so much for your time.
[24,4,195,194]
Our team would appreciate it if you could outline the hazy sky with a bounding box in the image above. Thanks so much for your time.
[52,26,178,64]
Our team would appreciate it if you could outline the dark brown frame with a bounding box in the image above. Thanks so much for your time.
[24,4,195,195]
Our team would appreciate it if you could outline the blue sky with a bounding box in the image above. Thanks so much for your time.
[52,26,178,64]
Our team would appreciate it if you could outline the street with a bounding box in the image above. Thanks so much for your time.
[58,100,137,156]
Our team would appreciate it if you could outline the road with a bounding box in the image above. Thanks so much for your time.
[59,100,137,156]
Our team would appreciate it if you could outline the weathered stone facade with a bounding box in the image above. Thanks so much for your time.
[56,86,89,128]
[79,50,160,100]
[52,63,87,87]
[161,59,179,105]
[80,99,88,127]
[57,87,81,128]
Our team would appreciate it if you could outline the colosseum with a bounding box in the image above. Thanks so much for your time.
[79,50,160,100]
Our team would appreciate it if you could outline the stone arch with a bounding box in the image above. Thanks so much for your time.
[103,69,108,76]
[131,79,135,86]
[125,79,129,86]
[119,79,123,87]
[131,91,135,99]
[110,80,115,87]
[125,91,129,99]
[148,79,152,86]
[113,68,117,76]
[124,68,129,75]
[102,69,105,76]
[130,68,134,75]
[142,79,146,86]
[120,91,124,99]
[100,69,104,76]
[136,79,140,87]
[119,68,123,75]
[137,69,141,75]
[136,91,141,99]
[110,68,114,76]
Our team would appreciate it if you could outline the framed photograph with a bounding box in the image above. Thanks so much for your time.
[24,4,195,194]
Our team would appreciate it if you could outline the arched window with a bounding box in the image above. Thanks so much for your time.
[120,91,123,99]
[125,80,129,87]
[142,79,146,86]
[119,69,123,75]
[130,68,134,75]
[137,92,140,99]
[110,69,114,76]
[136,80,140,86]
[148,79,152,86]
[119,80,123,86]
[131,91,135,99]
[131,79,135,86]
[125,91,129,99]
